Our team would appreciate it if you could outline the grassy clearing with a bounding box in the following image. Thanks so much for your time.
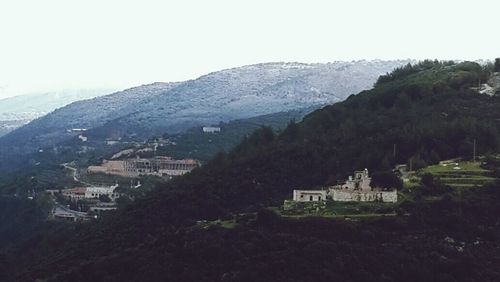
[420,161,495,189]
[281,200,397,218]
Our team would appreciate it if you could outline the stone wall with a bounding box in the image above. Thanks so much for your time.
[283,200,327,213]
[332,190,397,203]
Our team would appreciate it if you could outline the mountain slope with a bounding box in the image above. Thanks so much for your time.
[0,60,410,156]
[0,88,115,136]
[158,107,315,161]
[3,60,500,281]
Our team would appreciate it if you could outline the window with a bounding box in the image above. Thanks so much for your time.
[309,196,313,201]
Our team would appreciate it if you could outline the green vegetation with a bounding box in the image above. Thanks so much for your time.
[495,58,500,72]
[77,169,134,187]
[158,108,313,161]
[0,164,77,195]
[421,161,495,188]
[282,201,397,218]
[2,61,500,281]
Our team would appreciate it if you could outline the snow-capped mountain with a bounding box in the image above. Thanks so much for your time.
[0,60,411,153]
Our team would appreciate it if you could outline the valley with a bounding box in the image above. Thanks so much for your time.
[1,1,499,280]
[0,60,500,281]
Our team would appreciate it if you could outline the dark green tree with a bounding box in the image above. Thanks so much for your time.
[371,171,403,190]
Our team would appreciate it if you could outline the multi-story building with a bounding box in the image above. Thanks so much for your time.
[88,156,199,177]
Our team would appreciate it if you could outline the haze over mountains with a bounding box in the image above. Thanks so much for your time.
[0,88,115,136]
[0,60,411,156]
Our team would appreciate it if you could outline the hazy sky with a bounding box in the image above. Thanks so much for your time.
[0,0,498,98]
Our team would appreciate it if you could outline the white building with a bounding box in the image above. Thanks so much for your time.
[62,187,87,201]
[202,126,221,133]
[89,202,118,212]
[85,184,120,201]
[293,190,327,202]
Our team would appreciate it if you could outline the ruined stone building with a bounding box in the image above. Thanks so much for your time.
[291,169,398,203]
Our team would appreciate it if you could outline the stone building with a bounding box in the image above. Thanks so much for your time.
[331,169,397,202]
[124,156,199,176]
[341,168,372,191]
[289,169,398,203]
[88,160,126,175]
[88,156,199,177]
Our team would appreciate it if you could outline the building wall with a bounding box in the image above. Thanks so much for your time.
[332,190,397,203]
[293,190,327,202]
[203,126,221,133]
[89,157,198,178]
[85,186,120,200]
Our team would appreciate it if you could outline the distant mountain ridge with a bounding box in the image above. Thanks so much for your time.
[0,88,115,136]
[6,60,500,282]
[0,60,412,156]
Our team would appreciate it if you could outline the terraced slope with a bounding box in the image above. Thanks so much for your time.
[421,161,495,188]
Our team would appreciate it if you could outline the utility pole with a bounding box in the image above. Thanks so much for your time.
[393,143,397,161]
[473,139,476,163]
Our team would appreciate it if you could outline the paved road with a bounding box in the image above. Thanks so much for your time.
[62,163,92,186]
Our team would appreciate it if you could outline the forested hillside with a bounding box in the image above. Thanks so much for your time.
[0,61,408,166]
[2,61,500,281]
[158,107,314,160]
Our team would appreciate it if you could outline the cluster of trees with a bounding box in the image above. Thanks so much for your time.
[495,58,500,72]
[158,108,310,161]
[6,181,500,281]
[375,60,455,85]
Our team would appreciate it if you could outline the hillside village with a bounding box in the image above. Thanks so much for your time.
[0,59,499,280]
[21,61,500,223]
[46,139,201,221]
[1,0,500,278]
[48,184,123,221]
